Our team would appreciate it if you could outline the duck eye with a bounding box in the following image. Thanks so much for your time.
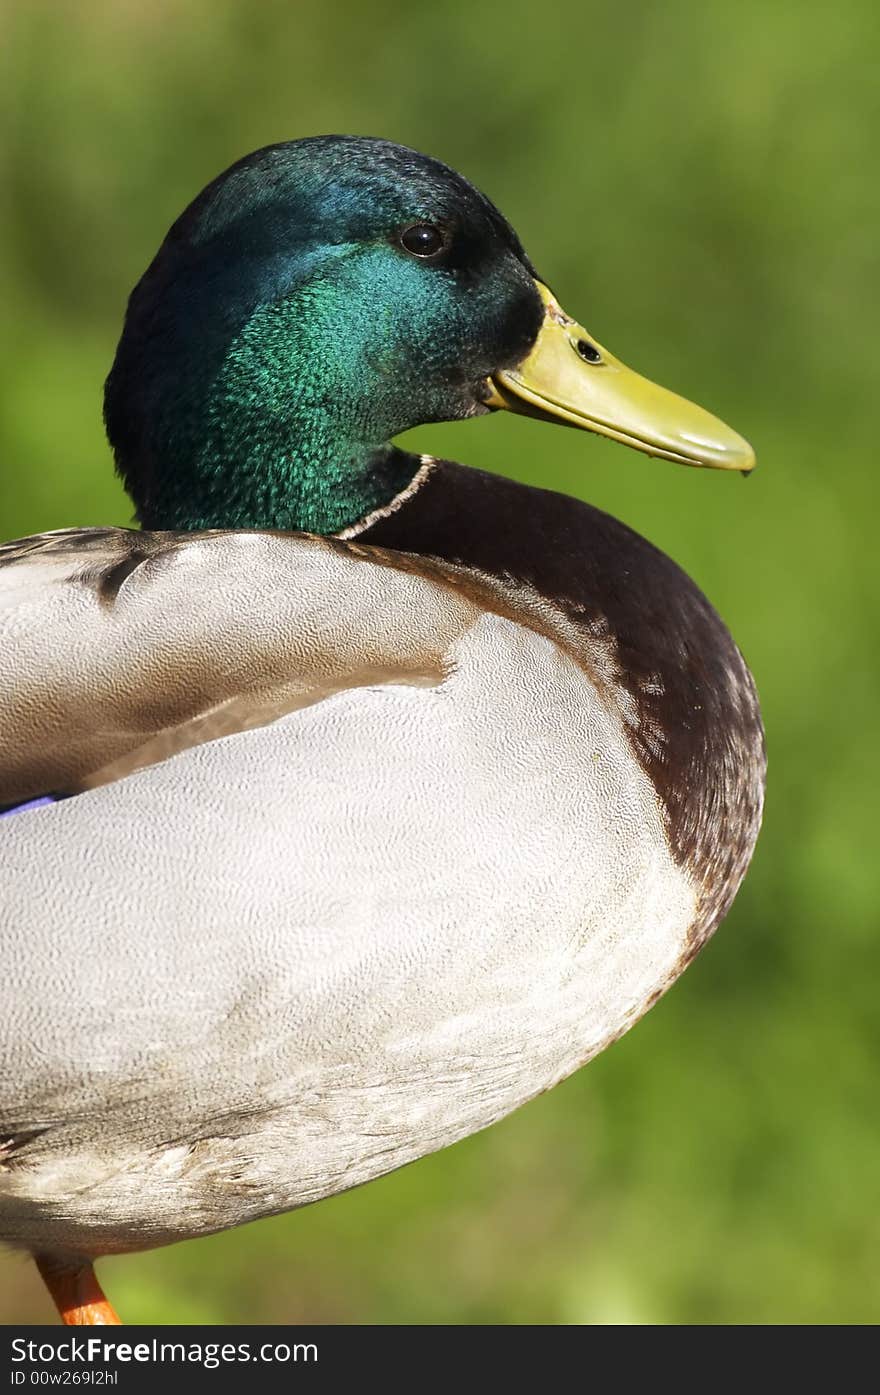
[398,223,446,259]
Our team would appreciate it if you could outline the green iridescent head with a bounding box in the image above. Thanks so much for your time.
[105,136,544,533]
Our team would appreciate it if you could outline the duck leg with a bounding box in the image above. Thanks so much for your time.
[34,1254,122,1325]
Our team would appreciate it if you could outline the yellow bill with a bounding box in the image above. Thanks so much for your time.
[486,281,755,473]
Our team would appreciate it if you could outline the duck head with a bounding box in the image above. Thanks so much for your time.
[105,135,753,534]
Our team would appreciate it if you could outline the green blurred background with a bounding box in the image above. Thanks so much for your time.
[1,0,877,1325]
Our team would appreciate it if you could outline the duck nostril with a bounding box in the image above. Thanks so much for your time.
[575,338,602,364]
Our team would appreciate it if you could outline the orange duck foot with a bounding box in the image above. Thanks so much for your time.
[35,1255,122,1325]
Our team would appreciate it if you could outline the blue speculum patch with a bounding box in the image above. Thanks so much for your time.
[0,795,55,819]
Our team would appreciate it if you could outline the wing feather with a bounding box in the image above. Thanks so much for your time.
[0,528,481,802]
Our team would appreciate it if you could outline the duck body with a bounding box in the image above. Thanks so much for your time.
[0,137,763,1316]
[0,462,762,1258]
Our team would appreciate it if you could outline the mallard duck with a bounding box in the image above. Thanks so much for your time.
[0,136,764,1326]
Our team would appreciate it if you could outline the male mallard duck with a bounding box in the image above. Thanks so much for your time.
[0,137,764,1325]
